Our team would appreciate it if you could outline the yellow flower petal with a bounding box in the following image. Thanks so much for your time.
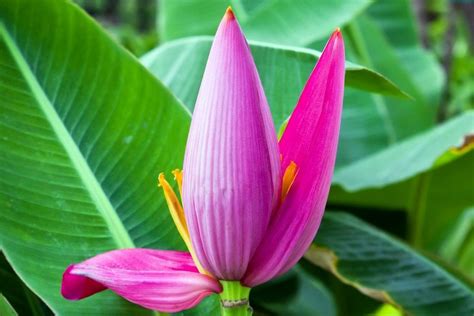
[172,169,183,198]
[158,172,209,275]
[281,161,298,203]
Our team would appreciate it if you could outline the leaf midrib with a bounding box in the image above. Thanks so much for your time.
[0,23,135,249]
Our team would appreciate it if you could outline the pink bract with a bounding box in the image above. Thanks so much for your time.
[61,8,345,313]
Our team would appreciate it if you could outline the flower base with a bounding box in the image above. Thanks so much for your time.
[219,281,252,316]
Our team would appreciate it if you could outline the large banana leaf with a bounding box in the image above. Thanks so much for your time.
[251,267,337,316]
[141,37,411,166]
[349,15,443,110]
[329,112,474,276]
[307,212,474,316]
[159,0,372,46]
[439,206,474,275]
[333,111,474,191]
[367,0,419,49]
[0,0,194,314]
[338,17,439,144]
[0,294,17,316]
[413,152,474,274]
[315,0,443,112]
[367,0,443,107]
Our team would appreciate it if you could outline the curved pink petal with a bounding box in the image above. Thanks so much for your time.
[61,249,222,313]
[182,8,280,280]
[243,30,345,287]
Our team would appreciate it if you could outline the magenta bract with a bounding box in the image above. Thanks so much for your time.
[61,8,345,313]
[62,249,221,312]
[182,8,281,281]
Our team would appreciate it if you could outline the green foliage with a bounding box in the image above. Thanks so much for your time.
[333,111,474,190]
[367,0,444,108]
[0,0,189,314]
[74,0,159,56]
[418,153,474,273]
[0,253,52,315]
[159,0,372,46]
[329,112,474,277]
[425,0,474,118]
[448,18,474,115]
[335,16,443,158]
[309,212,474,316]
[0,294,18,316]
[251,267,337,316]
[142,37,408,113]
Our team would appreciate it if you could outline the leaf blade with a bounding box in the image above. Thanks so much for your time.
[307,212,474,315]
[332,111,474,191]
[0,23,134,249]
[0,0,191,314]
[159,0,372,46]
[0,294,17,316]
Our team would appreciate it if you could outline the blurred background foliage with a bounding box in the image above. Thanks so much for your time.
[74,0,159,55]
[0,0,472,315]
[74,0,473,119]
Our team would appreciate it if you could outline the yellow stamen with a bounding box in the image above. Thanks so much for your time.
[281,161,298,203]
[158,172,209,275]
[172,169,183,198]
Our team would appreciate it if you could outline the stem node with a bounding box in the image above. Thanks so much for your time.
[219,281,252,316]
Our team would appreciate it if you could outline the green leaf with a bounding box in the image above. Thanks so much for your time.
[332,111,474,191]
[336,16,437,146]
[409,152,474,274]
[307,212,474,316]
[235,0,372,47]
[367,0,419,48]
[141,36,411,166]
[439,207,474,274]
[367,0,444,107]
[0,294,17,316]
[251,266,337,316]
[0,252,52,316]
[0,0,192,314]
[159,0,372,46]
[329,117,474,277]
[349,14,444,109]
[142,37,408,105]
[158,0,229,43]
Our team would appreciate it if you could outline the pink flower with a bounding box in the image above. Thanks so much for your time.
[62,7,345,313]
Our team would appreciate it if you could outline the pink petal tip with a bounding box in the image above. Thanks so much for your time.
[61,249,222,313]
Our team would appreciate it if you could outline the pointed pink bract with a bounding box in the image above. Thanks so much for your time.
[61,249,221,313]
[182,9,280,280]
[243,30,345,287]
[61,14,346,312]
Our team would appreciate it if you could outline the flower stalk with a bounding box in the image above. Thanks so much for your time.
[219,281,252,316]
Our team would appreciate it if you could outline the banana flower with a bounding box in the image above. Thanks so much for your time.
[61,7,345,315]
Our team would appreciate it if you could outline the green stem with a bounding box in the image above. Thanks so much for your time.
[219,281,252,316]
[408,172,432,247]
